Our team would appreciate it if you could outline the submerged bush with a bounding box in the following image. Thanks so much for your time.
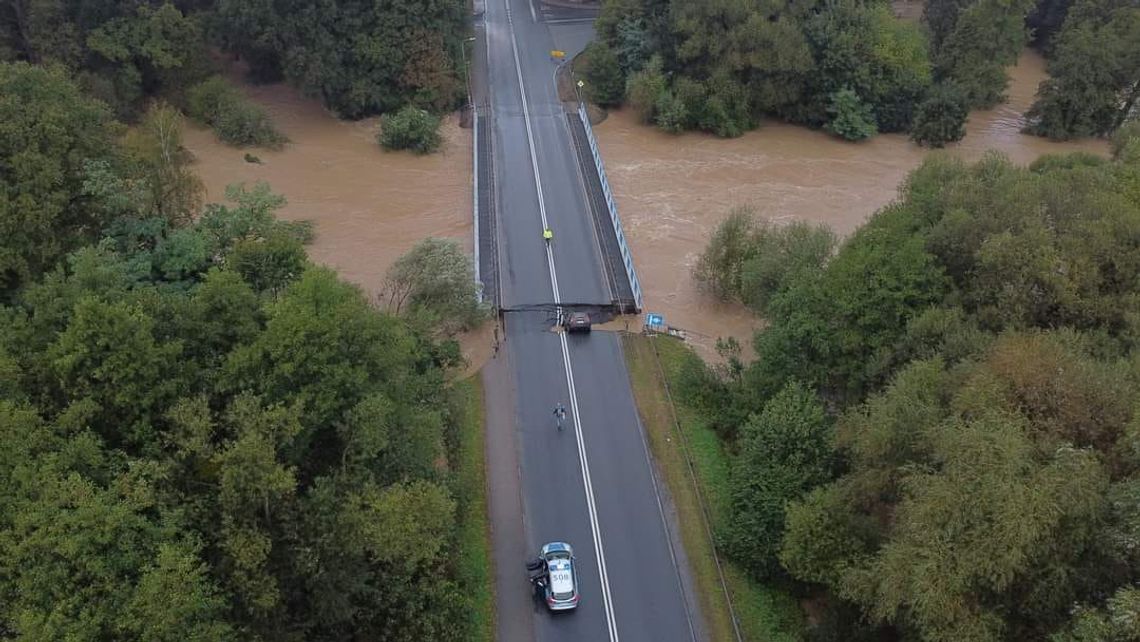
[378,106,443,154]
[186,76,287,149]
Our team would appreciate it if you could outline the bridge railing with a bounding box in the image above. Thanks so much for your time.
[576,103,644,312]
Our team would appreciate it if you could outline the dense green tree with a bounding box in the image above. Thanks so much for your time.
[1024,0,1140,140]
[583,41,625,107]
[214,0,465,118]
[84,2,210,116]
[0,62,118,296]
[911,82,969,147]
[723,382,833,580]
[824,88,877,141]
[123,102,205,225]
[378,105,443,154]
[934,0,1036,108]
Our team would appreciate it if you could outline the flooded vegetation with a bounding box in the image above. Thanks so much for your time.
[596,50,1109,357]
[183,82,471,298]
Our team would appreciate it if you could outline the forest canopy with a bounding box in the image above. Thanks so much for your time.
[0,0,466,119]
[685,124,1140,640]
[0,60,481,640]
[587,0,1138,143]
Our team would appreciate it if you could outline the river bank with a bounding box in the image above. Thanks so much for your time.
[595,49,1109,359]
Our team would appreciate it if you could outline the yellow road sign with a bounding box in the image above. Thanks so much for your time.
[550,50,566,59]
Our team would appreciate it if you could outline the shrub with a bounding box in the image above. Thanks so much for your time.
[186,76,287,149]
[1111,120,1140,164]
[654,90,688,133]
[910,83,968,148]
[379,106,443,154]
[825,88,877,141]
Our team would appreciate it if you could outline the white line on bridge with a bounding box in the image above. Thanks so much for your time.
[504,0,619,639]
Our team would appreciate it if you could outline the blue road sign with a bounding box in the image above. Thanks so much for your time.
[646,313,665,328]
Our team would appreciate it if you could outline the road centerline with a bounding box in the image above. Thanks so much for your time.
[503,0,619,638]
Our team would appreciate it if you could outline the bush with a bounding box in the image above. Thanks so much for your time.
[379,106,443,154]
[582,42,625,107]
[825,88,877,141]
[910,83,968,148]
[654,90,688,133]
[186,76,287,149]
[1111,120,1140,163]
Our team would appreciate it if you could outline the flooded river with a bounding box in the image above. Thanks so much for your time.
[183,84,471,297]
[181,82,488,369]
[595,49,1109,358]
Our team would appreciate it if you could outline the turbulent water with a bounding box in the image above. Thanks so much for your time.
[595,49,1110,358]
[182,80,480,363]
[183,83,472,301]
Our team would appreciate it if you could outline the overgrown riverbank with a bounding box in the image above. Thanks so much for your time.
[623,333,804,641]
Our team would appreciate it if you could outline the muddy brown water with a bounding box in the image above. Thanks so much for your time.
[595,49,1110,359]
[181,81,484,367]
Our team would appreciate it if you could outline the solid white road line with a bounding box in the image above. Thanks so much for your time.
[503,0,620,639]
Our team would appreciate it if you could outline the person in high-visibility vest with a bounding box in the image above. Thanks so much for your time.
[543,228,553,244]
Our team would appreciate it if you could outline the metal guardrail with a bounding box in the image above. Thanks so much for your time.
[576,104,644,312]
[473,109,482,302]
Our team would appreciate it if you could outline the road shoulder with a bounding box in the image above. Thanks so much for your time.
[483,330,536,642]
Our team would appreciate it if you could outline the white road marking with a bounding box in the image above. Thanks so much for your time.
[504,0,619,639]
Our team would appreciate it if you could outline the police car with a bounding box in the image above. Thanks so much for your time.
[539,542,580,611]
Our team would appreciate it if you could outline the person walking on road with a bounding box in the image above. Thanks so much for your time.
[553,403,567,431]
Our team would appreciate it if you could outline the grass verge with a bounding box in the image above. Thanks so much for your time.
[453,376,495,642]
[623,333,804,642]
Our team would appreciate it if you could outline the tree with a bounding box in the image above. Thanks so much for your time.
[214,0,465,118]
[911,82,969,147]
[583,41,625,107]
[121,542,237,642]
[1024,0,1140,140]
[934,0,1036,109]
[0,62,118,296]
[824,88,877,141]
[740,221,835,314]
[379,105,443,154]
[49,297,183,449]
[123,102,204,225]
[692,207,758,300]
[383,237,487,334]
[84,3,210,117]
[723,382,834,580]
[626,55,667,125]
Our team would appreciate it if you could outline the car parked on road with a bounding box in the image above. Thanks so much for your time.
[564,312,591,333]
[536,542,579,611]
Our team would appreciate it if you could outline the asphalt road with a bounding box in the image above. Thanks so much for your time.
[479,0,703,640]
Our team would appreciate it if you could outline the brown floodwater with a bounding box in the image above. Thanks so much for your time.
[181,81,488,367]
[595,49,1110,358]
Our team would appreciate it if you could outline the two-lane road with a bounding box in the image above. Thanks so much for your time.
[479,0,703,639]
